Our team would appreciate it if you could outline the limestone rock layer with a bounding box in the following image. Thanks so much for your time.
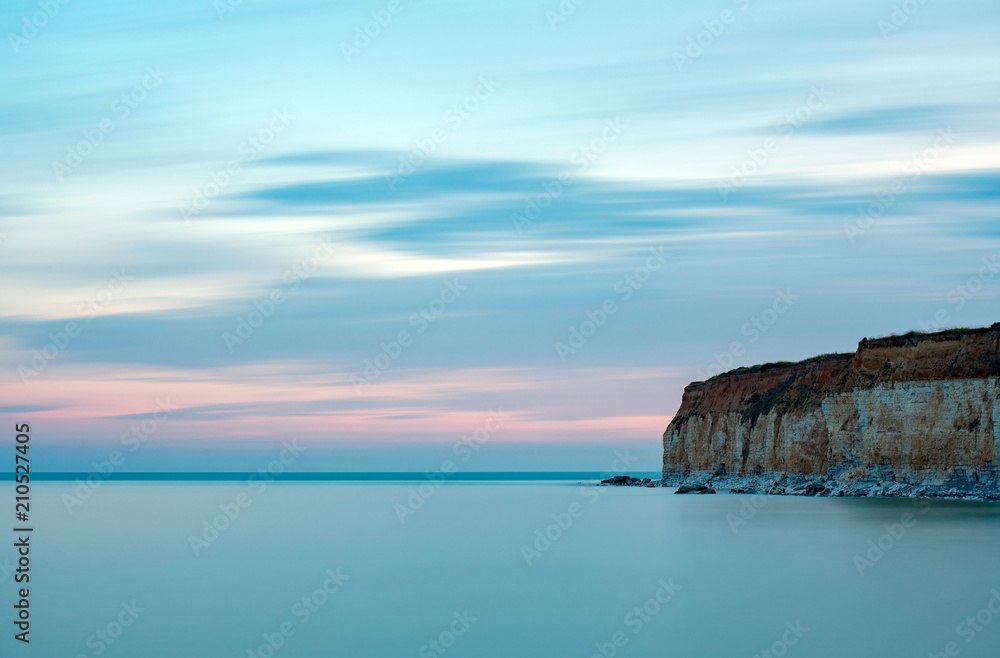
[663,327,1000,481]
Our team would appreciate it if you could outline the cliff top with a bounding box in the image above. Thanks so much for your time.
[860,322,1000,347]
[691,322,1000,386]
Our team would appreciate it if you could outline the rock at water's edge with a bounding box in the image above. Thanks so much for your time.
[656,325,1000,501]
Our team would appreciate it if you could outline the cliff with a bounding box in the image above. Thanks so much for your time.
[660,324,1000,500]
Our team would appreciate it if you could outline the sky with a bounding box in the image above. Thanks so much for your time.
[1,0,998,473]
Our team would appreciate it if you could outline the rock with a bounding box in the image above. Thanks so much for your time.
[803,483,829,496]
[662,325,1000,501]
[675,484,715,494]
[601,475,660,487]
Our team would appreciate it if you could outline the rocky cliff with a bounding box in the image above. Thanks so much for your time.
[660,324,1000,500]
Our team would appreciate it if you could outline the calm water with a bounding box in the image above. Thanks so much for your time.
[2,481,999,657]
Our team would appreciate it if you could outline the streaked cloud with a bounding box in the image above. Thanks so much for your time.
[2,0,999,471]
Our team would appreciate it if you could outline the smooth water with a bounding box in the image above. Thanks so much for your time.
[2,482,999,657]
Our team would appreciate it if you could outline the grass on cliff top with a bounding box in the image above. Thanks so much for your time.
[863,322,1000,343]
[693,352,854,384]
[690,322,999,385]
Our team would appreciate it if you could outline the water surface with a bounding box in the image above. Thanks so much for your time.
[2,482,999,657]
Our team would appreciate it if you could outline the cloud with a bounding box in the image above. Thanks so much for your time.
[260,150,397,167]
[244,160,550,208]
[2,0,1000,469]
[801,104,968,135]
[0,404,60,413]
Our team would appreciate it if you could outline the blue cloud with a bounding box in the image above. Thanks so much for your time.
[0,404,60,413]
[801,104,970,135]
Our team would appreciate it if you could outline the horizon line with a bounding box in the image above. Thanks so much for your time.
[0,471,661,482]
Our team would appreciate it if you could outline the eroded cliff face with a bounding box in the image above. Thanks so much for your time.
[663,326,1000,495]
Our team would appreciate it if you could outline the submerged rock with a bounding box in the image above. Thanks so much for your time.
[600,475,657,487]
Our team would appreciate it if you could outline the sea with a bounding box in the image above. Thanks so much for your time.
[2,476,999,657]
